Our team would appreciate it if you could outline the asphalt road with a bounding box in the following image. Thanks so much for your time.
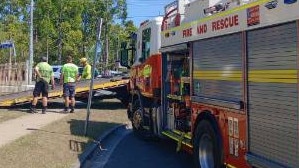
[83,127,195,168]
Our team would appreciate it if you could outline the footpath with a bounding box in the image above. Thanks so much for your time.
[0,110,68,147]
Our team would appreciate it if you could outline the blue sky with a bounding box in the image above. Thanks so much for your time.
[126,0,174,26]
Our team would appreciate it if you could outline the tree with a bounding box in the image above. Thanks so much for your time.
[0,0,137,69]
[0,0,29,63]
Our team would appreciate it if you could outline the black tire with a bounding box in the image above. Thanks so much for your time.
[131,99,145,135]
[131,98,157,140]
[193,120,223,168]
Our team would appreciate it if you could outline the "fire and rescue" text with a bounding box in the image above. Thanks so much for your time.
[182,15,239,38]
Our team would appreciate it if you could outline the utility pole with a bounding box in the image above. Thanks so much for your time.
[28,0,34,84]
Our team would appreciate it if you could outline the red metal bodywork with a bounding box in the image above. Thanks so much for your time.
[129,54,162,97]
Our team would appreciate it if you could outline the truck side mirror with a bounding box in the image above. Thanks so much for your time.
[121,42,127,49]
[120,49,130,68]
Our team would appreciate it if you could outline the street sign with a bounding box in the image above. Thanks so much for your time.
[0,42,13,49]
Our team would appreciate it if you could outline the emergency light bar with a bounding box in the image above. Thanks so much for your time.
[204,3,229,15]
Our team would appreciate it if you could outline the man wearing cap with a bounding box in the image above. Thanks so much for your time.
[79,57,92,80]
[60,55,79,113]
[30,56,55,114]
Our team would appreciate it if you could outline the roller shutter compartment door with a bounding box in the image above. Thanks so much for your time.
[247,22,299,168]
[193,33,243,108]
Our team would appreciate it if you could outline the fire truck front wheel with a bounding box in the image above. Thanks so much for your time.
[132,109,142,130]
[193,120,223,168]
[131,99,144,134]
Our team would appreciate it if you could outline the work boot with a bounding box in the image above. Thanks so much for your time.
[42,107,47,114]
[63,107,69,113]
[29,106,36,113]
[70,106,74,113]
[42,106,47,114]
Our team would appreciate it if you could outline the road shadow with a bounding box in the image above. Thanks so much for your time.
[90,99,127,110]
[67,119,120,165]
[25,119,121,165]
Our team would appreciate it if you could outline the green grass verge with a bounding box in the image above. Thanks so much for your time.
[0,99,129,168]
[0,110,28,124]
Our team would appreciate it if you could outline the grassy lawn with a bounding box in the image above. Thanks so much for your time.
[0,109,28,124]
[0,99,129,168]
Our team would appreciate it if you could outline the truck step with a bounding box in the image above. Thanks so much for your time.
[162,130,193,149]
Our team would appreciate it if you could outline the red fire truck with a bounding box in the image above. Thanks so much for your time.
[120,0,299,167]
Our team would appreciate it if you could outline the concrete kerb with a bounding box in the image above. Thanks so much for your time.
[72,124,126,168]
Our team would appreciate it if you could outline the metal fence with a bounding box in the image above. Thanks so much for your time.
[0,62,31,94]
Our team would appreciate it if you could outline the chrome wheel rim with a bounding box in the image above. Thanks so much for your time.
[198,134,214,168]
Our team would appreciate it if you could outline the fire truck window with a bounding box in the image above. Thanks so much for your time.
[142,28,151,62]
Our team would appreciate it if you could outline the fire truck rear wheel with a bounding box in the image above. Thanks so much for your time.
[193,120,222,168]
